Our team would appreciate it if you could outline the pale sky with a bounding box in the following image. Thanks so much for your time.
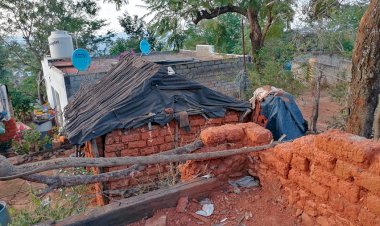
[97,0,150,34]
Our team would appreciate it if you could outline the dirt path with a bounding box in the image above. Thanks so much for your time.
[130,185,299,226]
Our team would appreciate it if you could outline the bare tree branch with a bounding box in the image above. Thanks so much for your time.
[0,141,279,180]
[193,5,247,24]
[22,140,204,192]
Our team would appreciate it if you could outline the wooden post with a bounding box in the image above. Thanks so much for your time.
[90,139,108,205]
[310,68,323,132]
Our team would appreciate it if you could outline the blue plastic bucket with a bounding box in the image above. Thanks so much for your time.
[0,201,11,226]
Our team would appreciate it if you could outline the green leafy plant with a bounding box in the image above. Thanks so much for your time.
[9,186,89,226]
[250,39,305,95]
[12,126,52,154]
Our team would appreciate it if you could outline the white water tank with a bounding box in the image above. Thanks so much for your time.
[48,31,74,59]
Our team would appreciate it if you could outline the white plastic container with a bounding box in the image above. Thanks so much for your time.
[48,31,74,59]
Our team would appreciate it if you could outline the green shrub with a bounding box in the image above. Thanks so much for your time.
[12,126,52,154]
[9,186,88,226]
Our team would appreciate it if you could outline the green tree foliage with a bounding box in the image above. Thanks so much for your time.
[296,2,367,56]
[0,0,114,102]
[251,36,304,95]
[183,13,244,54]
[110,12,162,55]
[133,0,294,56]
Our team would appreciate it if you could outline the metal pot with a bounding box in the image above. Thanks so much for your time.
[0,201,11,226]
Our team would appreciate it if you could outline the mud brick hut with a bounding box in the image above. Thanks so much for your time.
[64,56,251,204]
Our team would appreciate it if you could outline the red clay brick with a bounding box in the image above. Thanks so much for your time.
[114,136,120,143]
[128,140,146,148]
[313,150,336,171]
[328,195,360,222]
[272,143,293,164]
[105,136,114,145]
[291,135,317,159]
[200,127,226,146]
[223,124,244,142]
[190,118,206,126]
[141,130,161,139]
[311,165,359,203]
[180,134,196,144]
[165,135,174,143]
[224,113,239,123]
[315,130,377,163]
[354,171,380,194]
[365,195,380,215]
[244,125,272,146]
[369,154,380,176]
[121,133,141,142]
[121,148,140,156]
[291,154,310,172]
[288,169,329,201]
[335,160,356,180]
[105,143,124,153]
[147,136,165,146]
[207,117,223,125]
[140,146,157,156]
[335,180,360,203]
[358,207,380,226]
[160,142,175,152]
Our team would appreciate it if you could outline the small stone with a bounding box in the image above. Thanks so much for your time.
[295,209,303,217]
[301,213,314,226]
[176,196,189,213]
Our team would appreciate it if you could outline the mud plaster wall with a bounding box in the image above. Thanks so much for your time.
[249,131,380,226]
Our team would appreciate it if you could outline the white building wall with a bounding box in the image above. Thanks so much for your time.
[41,57,69,125]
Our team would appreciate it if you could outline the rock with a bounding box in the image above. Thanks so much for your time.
[295,209,303,217]
[301,213,314,226]
[316,216,329,226]
[176,196,189,213]
[145,213,167,226]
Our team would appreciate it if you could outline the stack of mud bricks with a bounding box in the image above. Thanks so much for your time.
[249,130,380,226]
[179,122,273,181]
[102,111,241,192]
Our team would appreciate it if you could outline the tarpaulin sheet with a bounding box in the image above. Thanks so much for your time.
[64,56,250,145]
[259,93,307,141]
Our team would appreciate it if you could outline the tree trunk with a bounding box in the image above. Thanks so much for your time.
[374,94,380,140]
[247,8,263,61]
[345,0,380,138]
[310,71,323,132]
[37,70,43,103]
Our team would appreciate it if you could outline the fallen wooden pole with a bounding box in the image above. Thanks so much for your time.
[22,140,204,193]
[0,142,278,180]
[38,177,222,226]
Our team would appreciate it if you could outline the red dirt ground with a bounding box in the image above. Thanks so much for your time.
[129,184,299,226]
[296,90,342,132]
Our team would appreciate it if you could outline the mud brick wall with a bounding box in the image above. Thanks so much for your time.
[102,111,242,192]
[248,130,380,226]
[179,122,273,181]
[169,57,247,97]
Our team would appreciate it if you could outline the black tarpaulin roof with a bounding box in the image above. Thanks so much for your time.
[64,56,250,144]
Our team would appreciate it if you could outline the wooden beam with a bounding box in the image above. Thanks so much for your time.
[90,139,107,205]
[48,177,222,226]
